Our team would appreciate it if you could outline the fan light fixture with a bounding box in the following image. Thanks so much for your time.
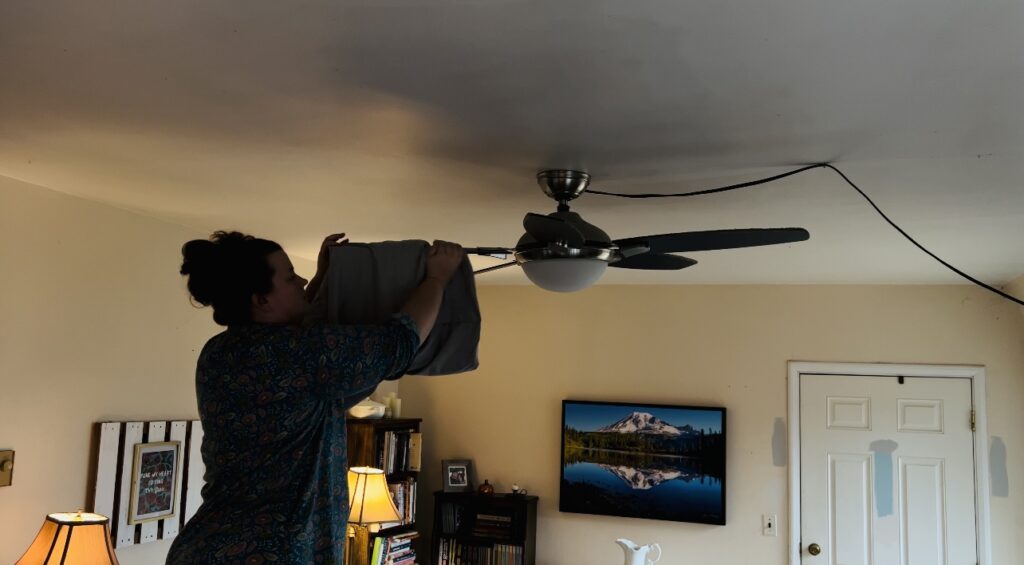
[521,259,608,292]
[514,242,616,293]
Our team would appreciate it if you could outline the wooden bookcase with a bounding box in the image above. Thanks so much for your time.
[431,492,538,565]
[347,418,423,560]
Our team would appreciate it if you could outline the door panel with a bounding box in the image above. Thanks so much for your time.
[801,374,977,565]
[899,457,946,565]
[830,454,872,565]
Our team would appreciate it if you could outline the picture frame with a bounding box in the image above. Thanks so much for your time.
[128,441,181,525]
[560,399,726,525]
[441,458,473,492]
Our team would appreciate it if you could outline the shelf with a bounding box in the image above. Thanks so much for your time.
[347,417,422,428]
[375,522,417,536]
[348,418,422,564]
[435,492,537,501]
[432,491,537,565]
[436,533,522,546]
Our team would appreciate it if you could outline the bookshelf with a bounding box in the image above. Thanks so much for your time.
[431,492,538,565]
[347,418,423,564]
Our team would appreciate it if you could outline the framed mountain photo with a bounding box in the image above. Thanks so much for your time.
[560,400,726,525]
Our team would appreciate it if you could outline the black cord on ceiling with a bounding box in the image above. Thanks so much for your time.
[585,162,1024,307]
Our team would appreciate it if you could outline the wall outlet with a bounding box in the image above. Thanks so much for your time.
[0,450,13,487]
[762,513,777,537]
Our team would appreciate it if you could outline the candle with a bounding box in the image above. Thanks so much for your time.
[393,398,402,418]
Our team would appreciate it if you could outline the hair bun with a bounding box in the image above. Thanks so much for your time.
[180,239,220,276]
[180,239,227,306]
[180,231,282,325]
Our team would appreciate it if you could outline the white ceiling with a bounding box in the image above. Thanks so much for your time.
[2,0,1022,285]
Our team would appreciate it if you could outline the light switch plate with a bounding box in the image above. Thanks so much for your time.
[762,513,777,537]
[0,450,13,487]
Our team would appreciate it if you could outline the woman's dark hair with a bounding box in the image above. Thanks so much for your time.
[180,231,283,326]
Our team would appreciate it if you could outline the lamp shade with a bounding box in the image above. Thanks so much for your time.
[347,467,401,525]
[17,512,119,565]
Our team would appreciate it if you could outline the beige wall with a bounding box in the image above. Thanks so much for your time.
[1006,274,1024,318]
[401,285,1024,564]
[3,175,1022,563]
[0,177,312,563]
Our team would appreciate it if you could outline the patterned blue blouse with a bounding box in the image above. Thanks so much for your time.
[167,316,419,565]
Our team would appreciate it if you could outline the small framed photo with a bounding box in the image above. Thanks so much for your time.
[129,441,181,524]
[442,459,473,492]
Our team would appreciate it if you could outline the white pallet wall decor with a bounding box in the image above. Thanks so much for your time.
[91,420,205,548]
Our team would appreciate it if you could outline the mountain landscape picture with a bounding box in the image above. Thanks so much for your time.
[560,400,726,524]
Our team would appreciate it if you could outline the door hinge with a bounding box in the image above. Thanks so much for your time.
[970,409,976,432]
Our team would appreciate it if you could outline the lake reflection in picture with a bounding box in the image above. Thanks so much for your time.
[560,400,726,525]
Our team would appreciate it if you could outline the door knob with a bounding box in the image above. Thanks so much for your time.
[807,543,821,556]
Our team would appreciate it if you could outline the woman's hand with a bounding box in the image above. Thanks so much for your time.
[316,233,348,276]
[305,233,349,302]
[425,240,465,284]
[401,240,466,343]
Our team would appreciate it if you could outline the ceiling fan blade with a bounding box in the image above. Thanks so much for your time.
[465,247,514,260]
[610,254,697,270]
[614,228,809,254]
[523,212,585,247]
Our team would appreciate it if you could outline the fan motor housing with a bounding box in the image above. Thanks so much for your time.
[514,244,617,264]
[515,211,613,251]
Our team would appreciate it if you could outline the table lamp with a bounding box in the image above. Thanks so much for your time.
[17,511,119,564]
[347,467,401,565]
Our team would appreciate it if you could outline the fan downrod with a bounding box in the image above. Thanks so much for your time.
[537,170,590,206]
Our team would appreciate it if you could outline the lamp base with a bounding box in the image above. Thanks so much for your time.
[347,524,371,565]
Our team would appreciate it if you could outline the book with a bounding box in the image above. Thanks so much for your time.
[476,513,512,522]
[370,537,384,565]
[378,530,419,565]
[380,478,417,529]
[407,432,422,471]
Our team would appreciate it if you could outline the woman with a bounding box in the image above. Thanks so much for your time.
[168,231,463,564]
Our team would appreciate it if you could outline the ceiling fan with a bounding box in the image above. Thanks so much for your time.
[468,170,810,292]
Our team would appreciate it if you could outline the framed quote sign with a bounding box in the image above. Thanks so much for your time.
[129,441,181,524]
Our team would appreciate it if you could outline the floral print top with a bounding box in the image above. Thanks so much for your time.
[167,316,419,565]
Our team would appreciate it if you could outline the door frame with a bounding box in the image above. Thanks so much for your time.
[787,361,993,565]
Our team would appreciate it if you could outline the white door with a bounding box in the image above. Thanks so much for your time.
[800,374,978,565]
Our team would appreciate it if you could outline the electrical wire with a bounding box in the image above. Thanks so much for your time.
[585,163,1024,307]
[585,163,825,199]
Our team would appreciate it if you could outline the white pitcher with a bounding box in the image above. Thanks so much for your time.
[615,538,662,565]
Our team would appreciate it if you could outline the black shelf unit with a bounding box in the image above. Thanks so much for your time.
[432,492,538,565]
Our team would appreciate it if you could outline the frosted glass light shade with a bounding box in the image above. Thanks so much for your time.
[347,467,401,524]
[521,258,607,292]
[17,512,119,564]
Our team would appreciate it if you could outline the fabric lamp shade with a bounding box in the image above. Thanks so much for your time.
[17,512,119,565]
[347,467,401,524]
